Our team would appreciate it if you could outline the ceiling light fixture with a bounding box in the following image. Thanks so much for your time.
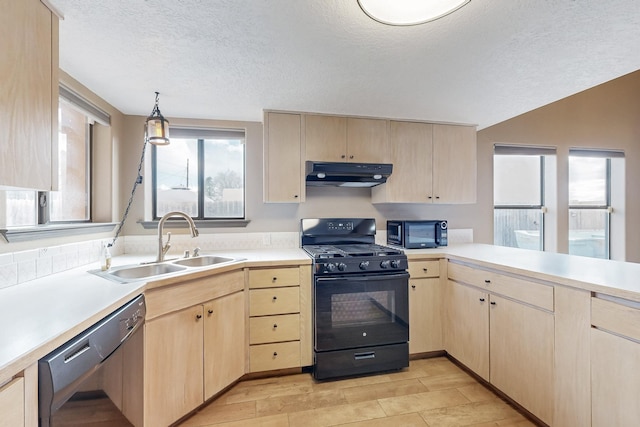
[358,0,470,26]
[146,91,170,145]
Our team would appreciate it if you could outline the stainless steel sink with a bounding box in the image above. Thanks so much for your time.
[172,255,236,267]
[100,263,188,282]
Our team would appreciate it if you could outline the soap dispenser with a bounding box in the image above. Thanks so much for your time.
[100,243,112,271]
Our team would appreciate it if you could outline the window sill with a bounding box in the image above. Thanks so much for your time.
[0,223,117,243]
[138,219,250,230]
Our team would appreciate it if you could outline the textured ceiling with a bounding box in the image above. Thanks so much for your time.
[50,0,640,129]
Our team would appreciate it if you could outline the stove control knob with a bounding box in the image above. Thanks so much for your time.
[390,260,400,269]
[359,261,370,270]
[325,263,336,272]
[337,263,347,271]
[380,260,390,269]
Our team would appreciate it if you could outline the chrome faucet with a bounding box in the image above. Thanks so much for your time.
[156,211,199,262]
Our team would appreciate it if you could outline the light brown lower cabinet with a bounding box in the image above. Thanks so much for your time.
[408,259,444,355]
[591,296,640,427]
[445,269,554,425]
[143,290,245,427]
[444,280,489,380]
[489,295,554,425]
[0,377,24,427]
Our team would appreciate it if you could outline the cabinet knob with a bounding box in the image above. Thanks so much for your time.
[490,301,497,306]
[294,195,299,198]
[272,296,278,301]
[208,309,214,315]
[436,196,440,199]
[484,279,491,284]
[423,268,428,272]
[272,277,277,282]
[273,352,278,357]
[428,196,433,199]
[273,324,278,329]
[341,154,346,159]
[479,298,485,302]
[349,155,354,159]
[196,314,202,320]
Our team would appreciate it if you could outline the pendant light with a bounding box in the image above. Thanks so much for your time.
[358,0,470,26]
[146,91,170,145]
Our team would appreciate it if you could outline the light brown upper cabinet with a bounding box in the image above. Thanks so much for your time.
[263,112,303,203]
[304,115,387,163]
[372,121,477,204]
[1,0,59,190]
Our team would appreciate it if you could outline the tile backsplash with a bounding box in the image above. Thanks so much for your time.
[0,238,124,290]
[0,229,473,290]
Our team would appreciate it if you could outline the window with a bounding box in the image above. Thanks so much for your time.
[493,145,556,250]
[568,149,623,259]
[152,128,245,219]
[5,99,92,226]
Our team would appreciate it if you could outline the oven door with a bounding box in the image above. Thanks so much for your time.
[314,272,409,352]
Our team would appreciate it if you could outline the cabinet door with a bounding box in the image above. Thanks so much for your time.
[0,377,24,427]
[264,112,302,202]
[204,291,245,400]
[346,117,387,163]
[432,124,476,204]
[145,306,204,427]
[591,327,640,426]
[409,278,442,354]
[489,294,554,425]
[1,0,57,190]
[372,121,433,203]
[444,280,489,380]
[304,115,347,161]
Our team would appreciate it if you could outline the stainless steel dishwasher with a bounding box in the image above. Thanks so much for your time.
[38,294,145,427]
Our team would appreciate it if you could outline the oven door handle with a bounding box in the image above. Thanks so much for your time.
[316,272,409,283]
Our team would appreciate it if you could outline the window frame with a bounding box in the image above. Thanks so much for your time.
[150,128,247,221]
[568,151,614,259]
[494,155,546,251]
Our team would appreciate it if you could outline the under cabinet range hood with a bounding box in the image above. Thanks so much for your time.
[305,161,393,187]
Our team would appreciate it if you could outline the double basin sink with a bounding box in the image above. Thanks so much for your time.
[93,255,243,284]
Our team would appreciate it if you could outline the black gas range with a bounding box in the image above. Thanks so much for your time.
[303,243,408,275]
[301,218,410,380]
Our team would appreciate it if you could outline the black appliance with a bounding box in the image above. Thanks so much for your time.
[305,161,393,187]
[387,220,448,249]
[38,295,145,427]
[301,218,409,380]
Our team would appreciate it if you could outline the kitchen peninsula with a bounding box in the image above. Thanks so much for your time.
[2,244,640,426]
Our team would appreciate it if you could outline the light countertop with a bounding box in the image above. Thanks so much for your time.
[3,243,640,384]
[0,248,310,384]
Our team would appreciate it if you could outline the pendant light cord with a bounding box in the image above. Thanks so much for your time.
[108,130,148,248]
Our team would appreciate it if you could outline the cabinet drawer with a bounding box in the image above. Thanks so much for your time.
[250,287,300,316]
[249,267,300,289]
[448,262,553,311]
[592,297,640,342]
[250,314,300,344]
[408,260,440,278]
[249,341,301,372]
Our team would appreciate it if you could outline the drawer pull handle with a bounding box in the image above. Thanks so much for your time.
[196,314,202,320]
[484,279,491,284]
[411,285,416,289]
[490,301,497,306]
[354,351,376,360]
[423,268,428,272]
[208,309,213,315]
[273,352,278,357]
[272,296,277,301]
[479,298,485,302]
[272,277,277,282]
[273,324,278,329]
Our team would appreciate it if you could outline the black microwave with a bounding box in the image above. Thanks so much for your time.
[387,220,448,249]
